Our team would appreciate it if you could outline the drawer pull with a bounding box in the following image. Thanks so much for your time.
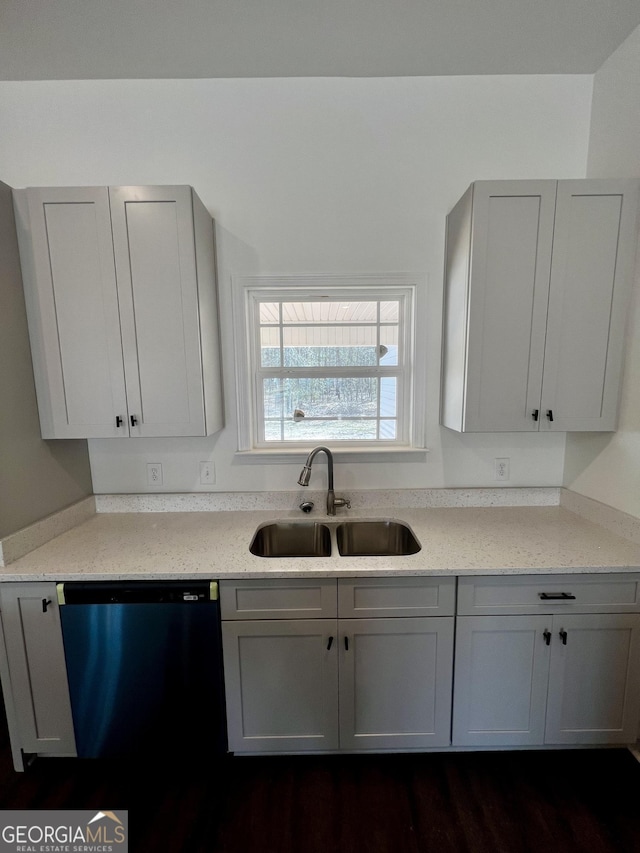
[559,629,568,645]
[344,636,349,651]
[538,592,576,600]
[543,629,551,646]
[42,598,52,613]
[326,636,334,651]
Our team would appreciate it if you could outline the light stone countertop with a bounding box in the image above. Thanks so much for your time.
[2,504,640,582]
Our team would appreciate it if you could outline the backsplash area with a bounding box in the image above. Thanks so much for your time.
[0,497,95,566]
[560,490,640,546]
[94,487,561,513]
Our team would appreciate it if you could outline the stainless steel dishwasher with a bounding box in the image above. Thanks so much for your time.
[58,580,226,759]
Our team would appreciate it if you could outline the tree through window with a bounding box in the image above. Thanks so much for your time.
[249,292,412,446]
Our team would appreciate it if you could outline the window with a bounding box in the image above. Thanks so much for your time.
[234,277,422,452]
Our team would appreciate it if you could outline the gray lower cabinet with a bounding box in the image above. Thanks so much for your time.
[221,577,455,753]
[544,613,640,744]
[452,615,551,747]
[222,619,340,752]
[339,617,454,750]
[0,582,76,767]
[453,576,640,747]
[2,573,636,767]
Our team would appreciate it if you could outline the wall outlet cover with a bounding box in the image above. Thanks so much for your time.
[147,462,163,486]
[200,461,215,485]
[494,457,510,481]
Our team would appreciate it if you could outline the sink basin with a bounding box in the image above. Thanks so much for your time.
[250,522,332,558]
[336,520,421,556]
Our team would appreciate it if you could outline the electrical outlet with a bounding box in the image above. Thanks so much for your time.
[494,457,510,481]
[200,461,215,485]
[147,462,163,486]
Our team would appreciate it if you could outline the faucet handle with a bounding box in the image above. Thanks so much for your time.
[334,497,351,510]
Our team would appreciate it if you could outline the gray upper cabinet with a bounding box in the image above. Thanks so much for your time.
[441,179,639,432]
[13,185,224,438]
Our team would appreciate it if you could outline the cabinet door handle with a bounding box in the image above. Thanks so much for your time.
[546,410,554,422]
[42,598,52,613]
[344,636,349,651]
[559,629,568,645]
[326,636,334,651]
[115,416,123,427]
[532,409,539,421]
[538,592,576,600]
[543,629,551,646]
[130,415,138,427]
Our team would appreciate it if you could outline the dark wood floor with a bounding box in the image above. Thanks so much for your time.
[1,721,640,853]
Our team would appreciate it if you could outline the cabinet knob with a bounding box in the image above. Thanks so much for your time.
[130,415,138,427]
[116,416,123,427]
[543,629,551,646]
[546,410,554,422]
[326,636,334,651]
[42,598,52,613]
[532,409,539,421]
[559,629,568,645]
[344,636,349,651]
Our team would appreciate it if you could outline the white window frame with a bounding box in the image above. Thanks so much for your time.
[232,275,427,457]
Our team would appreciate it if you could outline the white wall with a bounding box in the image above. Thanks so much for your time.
[0,180,93,536]
[0,76,592,493]
[564,24,640,519]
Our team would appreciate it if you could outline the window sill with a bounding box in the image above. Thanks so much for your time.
[234,447,429,464]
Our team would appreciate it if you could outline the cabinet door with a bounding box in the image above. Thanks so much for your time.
[545,614,640,744]
[541,180,640,431]
[0,583,76,756]
[222,620,339,753]
[109,186,207,437]
[339,617,454,750]
[18,187,128,438]
[452,615,550,747]
[462,181,557,431]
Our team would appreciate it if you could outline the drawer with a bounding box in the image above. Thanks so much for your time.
[338,577,456,618]
[220,579,337,620]
[457,574,640,615]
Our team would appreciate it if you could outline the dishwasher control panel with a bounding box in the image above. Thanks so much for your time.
[57,580,218,605]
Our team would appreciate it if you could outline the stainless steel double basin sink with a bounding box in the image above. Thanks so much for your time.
[250,519,421,558]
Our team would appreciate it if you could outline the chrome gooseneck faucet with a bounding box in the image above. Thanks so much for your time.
[298,446,351,516]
